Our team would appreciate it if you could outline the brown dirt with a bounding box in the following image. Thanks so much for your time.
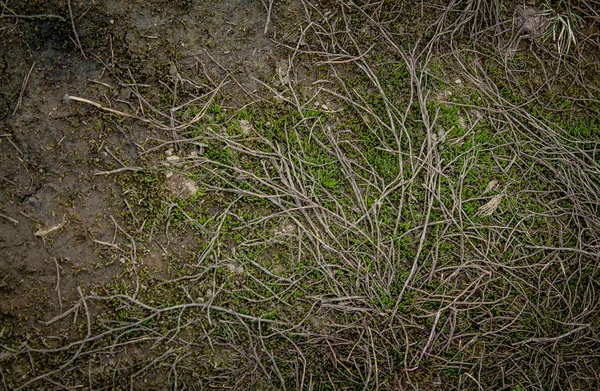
[0,0,298,387]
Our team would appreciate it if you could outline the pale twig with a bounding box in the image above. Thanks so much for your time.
[110,215,139,298]
[5,135,23,156]
[93,166,143,176]
[13,62,35,116]
[92,239,125,253]
[64,95,165,128]
[0,7,66,21]
[264,0,274,34]
[40,302,81,326]
[54,258,63,311]
[67,0,86,58]
[0,213,19,225]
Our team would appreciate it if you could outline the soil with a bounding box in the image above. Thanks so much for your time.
[0,0,298,385]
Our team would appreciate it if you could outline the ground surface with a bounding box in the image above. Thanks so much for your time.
[1,0,600,390]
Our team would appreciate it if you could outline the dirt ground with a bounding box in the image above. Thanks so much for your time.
[1,0,600,390]
[0,0,286,292]
[1,0,300,386]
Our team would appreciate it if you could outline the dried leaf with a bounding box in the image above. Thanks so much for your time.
[477,194,503,217]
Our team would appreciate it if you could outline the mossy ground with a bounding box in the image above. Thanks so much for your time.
[1,0,599,390]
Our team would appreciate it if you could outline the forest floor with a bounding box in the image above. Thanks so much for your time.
[1,0,599,390]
